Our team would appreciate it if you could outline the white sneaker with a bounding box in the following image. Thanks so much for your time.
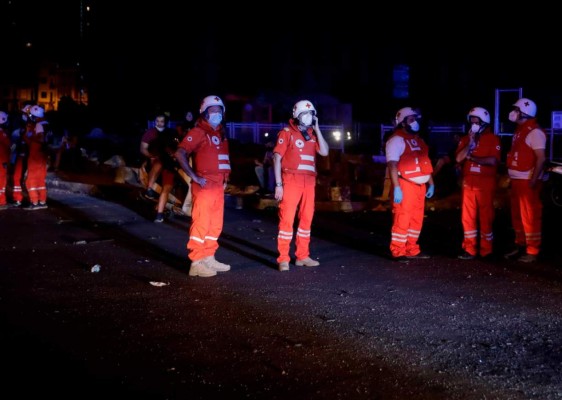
[189,259,217,277]
[278,262,290,272]
[295,257,320,267]
[204,256,231,272]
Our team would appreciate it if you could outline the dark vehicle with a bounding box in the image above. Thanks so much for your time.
[546,160,562,207]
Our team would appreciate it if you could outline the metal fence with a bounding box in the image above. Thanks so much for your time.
[149,120,562,161]
[377,125,562,162]
[150,120,346,151]
[379,124,465,157]
[225,122,346,151]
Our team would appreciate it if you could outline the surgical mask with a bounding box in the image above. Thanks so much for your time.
[471,123,481,134]
[509,110,519,122]
[156,126,165,132]
[208,112,223,126]
[508,110,519,123]
[299,113,313,126]
[408,120,420,132]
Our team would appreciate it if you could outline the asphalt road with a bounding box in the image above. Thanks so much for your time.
[1,178,562,399]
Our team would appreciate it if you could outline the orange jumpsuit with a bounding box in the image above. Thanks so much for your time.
[455,128,501,257]
[386,129,433,258]
[11,125,31,204]
[274,119,320,264]
[0,128,11,206]
[24,122,48,205]
[177,118,230,262]
[506,119,546,256]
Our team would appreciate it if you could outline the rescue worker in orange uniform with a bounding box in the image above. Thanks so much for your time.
[175,95,231,278]
[23,105,49,210]
[11,104,33,207]
[504,98,546,263]
[273,99,329,272]
[455,107,501,260]
[386,107,434,263]
[0,111,11,209]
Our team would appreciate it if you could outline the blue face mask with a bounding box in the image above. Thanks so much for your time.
[208,112,223,126]
[408,120,420,132]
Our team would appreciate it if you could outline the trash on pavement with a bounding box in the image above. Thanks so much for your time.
[149,281,169,287]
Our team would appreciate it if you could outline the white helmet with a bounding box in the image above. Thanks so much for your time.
[395,107,418,125]
[199,95,225,114]
[513,98,537,117]
[292,100,316,118]
[30,105,45,118]
[467,107,490,124]
[0,111,8,125]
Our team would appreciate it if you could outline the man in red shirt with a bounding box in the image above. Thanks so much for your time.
[140,113,167,201]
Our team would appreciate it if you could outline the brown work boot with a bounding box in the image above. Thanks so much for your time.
[189,259,217,277]
[278,261,290,272]
[295,257,320,267]
[204,256,231,272]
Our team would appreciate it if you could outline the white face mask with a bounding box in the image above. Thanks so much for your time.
[208,112,223,126]
[299,113,313,126]
[156,126,165,132]
[508,110,519,123]
[408,120,420,132]
[471,123,481,134]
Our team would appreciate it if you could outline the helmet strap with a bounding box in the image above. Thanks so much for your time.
[302,130,311,141]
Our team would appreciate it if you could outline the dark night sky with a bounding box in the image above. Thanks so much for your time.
[3,1,562,126]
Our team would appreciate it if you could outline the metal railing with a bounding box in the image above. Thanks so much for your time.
[379,124,465,157]
[148,120,346,151]
[226,122,345,151]
[147,120,562,160]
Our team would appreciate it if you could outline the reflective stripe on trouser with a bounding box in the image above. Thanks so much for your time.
[461,180,495,257]
[187,183,225,261]
[26,159,48,204]
[277,173,316,263]
[0,162,7,204]
[510,179,542,256]
[390,179,426,258]
[12,158,25,202]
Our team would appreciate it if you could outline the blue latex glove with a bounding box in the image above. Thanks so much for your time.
[426,184,435,198]
[393,186,403,204]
